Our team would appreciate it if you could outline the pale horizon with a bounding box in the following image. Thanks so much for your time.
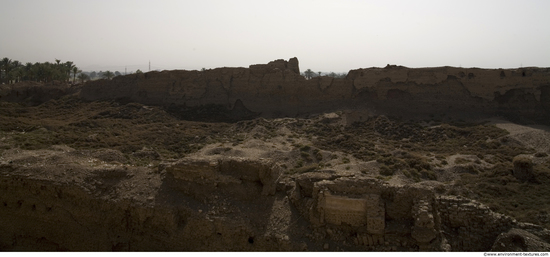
[1,0,550,73]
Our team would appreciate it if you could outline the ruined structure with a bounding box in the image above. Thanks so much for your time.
[3,150,549,251]
[79,58,550,124]
[290,173,550,251]
[1,58,550,251]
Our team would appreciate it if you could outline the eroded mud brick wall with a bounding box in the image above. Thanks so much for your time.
[80,59,550,123]
[289,174,545,251]
[436,195,516,251]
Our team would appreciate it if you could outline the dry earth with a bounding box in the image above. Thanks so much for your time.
[491,118,550,153]
[1,95,550,251]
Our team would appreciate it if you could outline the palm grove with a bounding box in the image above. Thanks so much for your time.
[2,57,347,84]
[0,57,119,85]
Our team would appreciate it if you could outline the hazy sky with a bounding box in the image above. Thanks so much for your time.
[1,0,549,72]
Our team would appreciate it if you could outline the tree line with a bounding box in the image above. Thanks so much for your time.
[2,57,347,84]
[79,70,144,81]
[0,57,124,85]
[84,70,120,81]
[302,69,347,79]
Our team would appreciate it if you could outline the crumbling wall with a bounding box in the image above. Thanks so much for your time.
[436,195,516,251]
[0,157,289,251]
[79,59,550,124]
[411,197,438,250]
[166,157,281,196]
[0,175,189,251]
[0,81,81,105]
[3,155,550,251]
[288,173,550,251]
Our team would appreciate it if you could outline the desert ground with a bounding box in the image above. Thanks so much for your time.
[1,93,550,251]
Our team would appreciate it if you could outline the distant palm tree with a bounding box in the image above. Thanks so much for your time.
[102,70,114,80]
[1,57,12,83]
[10,60,22,82]
[24,62,33,81]
[12,67,24,83]
[41,62,53,82]
[72,66,81,84]
[77,72,89,83]
[11,60,21,68]
[64,61,74,82]
[303,69,314,80]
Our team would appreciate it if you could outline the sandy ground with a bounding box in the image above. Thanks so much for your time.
[489,118,550,153]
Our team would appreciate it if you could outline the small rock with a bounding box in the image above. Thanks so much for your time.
[324,243,329,250]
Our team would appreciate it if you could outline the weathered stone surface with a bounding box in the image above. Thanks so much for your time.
[411,198,437,244]
[288,57,300,75]
[257,161,282,196]
[166,157,281,195]
[318,191,369,227]
[296,171,336,197]
[365,194,385,234]
[167,158,234,184]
